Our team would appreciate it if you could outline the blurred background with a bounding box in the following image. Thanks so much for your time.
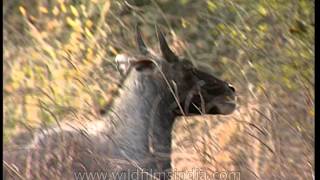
[3,0,314,179]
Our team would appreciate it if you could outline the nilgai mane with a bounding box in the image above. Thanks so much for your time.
[4,26,236,179]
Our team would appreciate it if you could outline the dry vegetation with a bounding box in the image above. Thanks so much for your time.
[3,0,314,179]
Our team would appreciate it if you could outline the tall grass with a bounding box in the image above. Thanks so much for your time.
[3,0,314,178]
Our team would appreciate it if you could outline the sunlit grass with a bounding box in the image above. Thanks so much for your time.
[3,0,314,178]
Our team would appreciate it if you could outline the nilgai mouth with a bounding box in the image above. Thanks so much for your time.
[207,95,237,115]
[206,100,237,115]
[186,95,237,115]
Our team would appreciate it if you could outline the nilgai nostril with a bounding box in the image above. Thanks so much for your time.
[228,84,236,92]
[4,24,236,179]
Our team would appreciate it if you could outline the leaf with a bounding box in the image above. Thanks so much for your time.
[258,23,268,32]
[85,20,93,28]
[66,17,82,32]
[207,1,217,12]
[52,6,60,16]
[257,5,268,16]
[60,3,67,13]
[85,28,94,39]
[19,6,27,16]
[39,6,49,14]
[70,5,79,17]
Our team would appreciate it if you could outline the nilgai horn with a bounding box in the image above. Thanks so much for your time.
[4,25,236,179]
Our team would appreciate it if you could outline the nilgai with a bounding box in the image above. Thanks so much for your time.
[4,26,236,179]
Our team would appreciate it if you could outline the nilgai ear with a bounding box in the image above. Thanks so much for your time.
[131,59,155,71]
[156,25,178,63]
[115,54,131,75]
[136,24,149,55]
[115,54,155,75]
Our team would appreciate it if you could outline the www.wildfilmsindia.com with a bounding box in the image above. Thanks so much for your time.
[73,169,240,180]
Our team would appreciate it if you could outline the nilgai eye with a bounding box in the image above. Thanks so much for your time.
[182,60,194,69]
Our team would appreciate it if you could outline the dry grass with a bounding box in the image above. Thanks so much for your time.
[4,0,314,179]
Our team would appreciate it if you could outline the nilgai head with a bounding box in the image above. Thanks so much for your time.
[116,25,236,116]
